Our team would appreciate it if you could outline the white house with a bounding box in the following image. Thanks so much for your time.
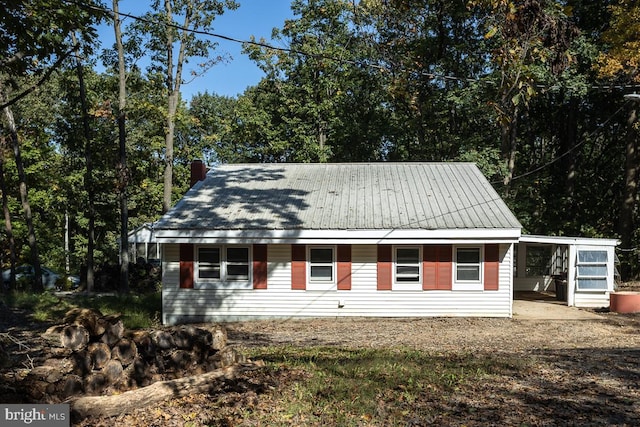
[155,162,527,324]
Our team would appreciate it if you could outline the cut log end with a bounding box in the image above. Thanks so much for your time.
[61,325,89,351]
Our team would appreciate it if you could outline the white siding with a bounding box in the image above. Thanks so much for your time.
[574,291,610,308]
[163,243,514,324]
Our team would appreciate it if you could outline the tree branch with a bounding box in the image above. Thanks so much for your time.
[0,46,77,110]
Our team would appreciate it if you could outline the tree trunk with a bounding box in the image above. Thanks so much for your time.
[162,0,176,213]
[619,106,638,280]
[114,0,130,293]
[501,104,519,192]
[1,85,42,292]
[0,149,17,292]
[71,364,254,419]
[71,32,95,293]
[162,0,191,213]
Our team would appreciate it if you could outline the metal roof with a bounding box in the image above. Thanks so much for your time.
[155,163,522,232]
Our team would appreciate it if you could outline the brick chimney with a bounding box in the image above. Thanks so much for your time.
[190,159,208,187]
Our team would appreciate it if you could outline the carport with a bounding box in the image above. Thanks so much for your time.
[514,235,619,308]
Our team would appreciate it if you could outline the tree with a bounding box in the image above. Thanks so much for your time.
[243,0,391,162]
[132,0,238,213]
[596,0,640,279]
[113,0,130,293]
[0,0,103,291]
[479,0,579,190]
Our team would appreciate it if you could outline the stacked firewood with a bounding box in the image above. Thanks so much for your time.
[25,308,245,402]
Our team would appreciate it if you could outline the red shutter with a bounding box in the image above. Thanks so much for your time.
[337,245,352,290]
[253,244,268,289]
[423,245,452,290]
[291,244,306,290]
[179,244,194,289]
[423,246,438,290]
[377,245,392,290]
[437,245,452,290]
[484,244,500,291]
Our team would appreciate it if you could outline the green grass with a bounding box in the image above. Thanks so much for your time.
[1,291,162,329]
[217,346,526,426]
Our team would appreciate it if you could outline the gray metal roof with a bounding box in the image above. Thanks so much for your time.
[155,163,522,231]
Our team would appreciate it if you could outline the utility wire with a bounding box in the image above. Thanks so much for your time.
[70,0,638,185]
[491,103,628,185]
[68,0,640,92]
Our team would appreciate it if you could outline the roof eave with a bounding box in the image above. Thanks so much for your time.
[154,228,522,245]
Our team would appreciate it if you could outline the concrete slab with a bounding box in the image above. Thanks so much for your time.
[513,299,604,320]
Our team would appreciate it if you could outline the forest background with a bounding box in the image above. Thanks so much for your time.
[1,0,639,292]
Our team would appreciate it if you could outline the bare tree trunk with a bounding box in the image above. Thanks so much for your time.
[1,85,43,292]
[619,106,638,280]
[71,33,95,293]
[162,0,191,213]
[162,0,176,214]
[114,0,129,293]
[0,150,17,292]
[501,105,519,192]
[71,364,252,419]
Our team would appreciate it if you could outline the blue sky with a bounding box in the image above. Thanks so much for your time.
[99,1,294,100]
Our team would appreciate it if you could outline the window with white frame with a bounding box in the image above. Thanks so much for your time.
[196,246,250,285]
[455,247,482,283]
[198,247,221,279]
[394,247,421,284]
[226,247,250,280]
[576,249,608,291]
[308,247,334,283]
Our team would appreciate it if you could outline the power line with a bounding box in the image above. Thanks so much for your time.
[65,0,640,93]
[491,103,628,185]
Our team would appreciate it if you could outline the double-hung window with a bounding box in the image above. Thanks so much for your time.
[453,246,482,290]
[309,247,334,282]
[226,247,250,280]
[198,247,221,279]
[196,246,251,288]
[394,247,421,287]
[306,246,335,290]
[576,249,609,291]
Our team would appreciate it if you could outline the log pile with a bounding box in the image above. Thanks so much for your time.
[24,308,246,402]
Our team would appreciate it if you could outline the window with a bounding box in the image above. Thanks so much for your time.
[456,247,481,282]
[525,246,551,277]
[576,249,608,291]
[309,247,334,282]
[196,246,250,286]
[395,247,421,283]
[198,247,221,279]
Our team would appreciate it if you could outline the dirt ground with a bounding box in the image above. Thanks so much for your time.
[2,297,640,426]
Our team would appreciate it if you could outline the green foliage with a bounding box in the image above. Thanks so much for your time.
[1,0,639,278]
[0,291,162,329]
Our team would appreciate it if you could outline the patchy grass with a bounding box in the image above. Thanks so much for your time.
[205,346,528,426]
[0,291,161,329]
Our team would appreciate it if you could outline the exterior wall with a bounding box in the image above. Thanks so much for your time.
[162,243,514,324]
[571,244,616,308]
[573,292,610,308]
